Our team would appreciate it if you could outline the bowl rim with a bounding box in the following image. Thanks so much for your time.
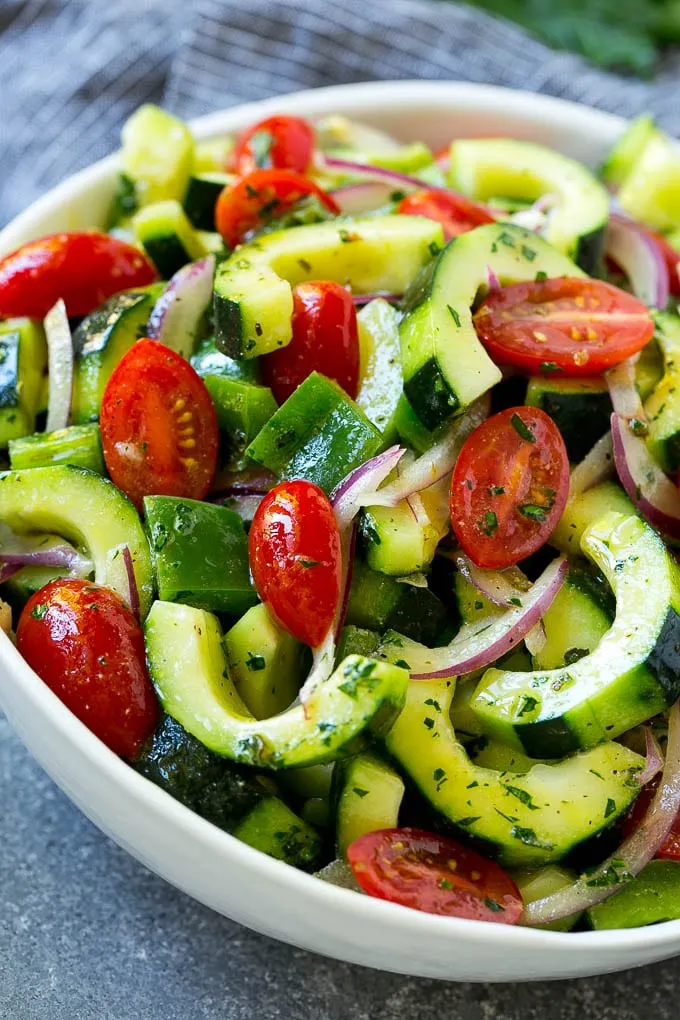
[2,77,680,956]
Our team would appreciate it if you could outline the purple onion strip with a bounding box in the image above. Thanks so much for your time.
[121,546,140,618]
[147,254,216,358]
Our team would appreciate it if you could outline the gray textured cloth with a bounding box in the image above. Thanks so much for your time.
[1,0,680,229]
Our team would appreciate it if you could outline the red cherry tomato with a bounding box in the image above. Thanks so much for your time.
[473,277,655,377]
[347,827,523,923]
[0,232,157,319]
[450,406,569,570]
[232,115,315,176]
[215,169,340,248]
[100,339,218,511]
[622,776,680,859]
[650,230,680,297]
[17,579,158,758]
[397,189,495,240]
[249,480,342,647]
[260,281,360,404]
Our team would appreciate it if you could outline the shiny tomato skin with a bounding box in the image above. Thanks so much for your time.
[450,407,569,570]
[0,232,157,319]
[474,277,655,377]
[397,189,495,240]
[260,281,360,404]
[232,115,315,176]
[347,827,523,923]
[249,480,342,647]
[215,169,339,248]
[650,230,680,297]
[100,339,218,511]
[17,579,158,758]
[622,777,680,859]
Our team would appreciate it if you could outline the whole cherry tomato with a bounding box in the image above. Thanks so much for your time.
[249,479,342,647]
[260,281,360,404]
[347,827,523,923]
[0,232,157,319]
[232,115,315,176]
[473,277,655,377]
[215,169,339,248]
[17,579,158,758]
[100,339,218,511]
[450,406,569,570]
[397,189,495,240]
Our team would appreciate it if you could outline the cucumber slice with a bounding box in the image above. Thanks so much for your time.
[232,796,321,869]
[334,752,405,857]
[530,568,612,671]
[474,512,680,756]
[0,466,153,616]
[550,481,635,555]
[618,132,680,231]
[346,558,447,646]
[193,135,235,174]
[134,200,208,279]
[399,224,583,431]
[0,318,47,448]
[145,599,408,768]
[601,115,657,189]
[223,603,304,719]
[213,215,443,359]
[190,335,260,383]
[9,424,104,474]
[203,375,277,453]
[646,312,680,471]
[448,138,609,271]
[336,625,381,661]
[383,675,642,866]
[361,476,450,577]
[512,865,582,932]
[525,377,612,463]
[356,299,402,442]
[121,104,194,206]
[393,393,433,455]
[586,860,680,929]
[183,172,232,231]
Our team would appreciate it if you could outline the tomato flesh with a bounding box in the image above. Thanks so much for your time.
[622,776,680,859]
[100,338,218,511]
[347,827,523,923]
[450,406,569,570]
[232,115,315,176]
[0,232,157,319]
[215,169,339,248]
[17,579,158,758]
[249,480,342,647]
[261,281,360,404]
[473,277,655,376]
[397,189,495,240]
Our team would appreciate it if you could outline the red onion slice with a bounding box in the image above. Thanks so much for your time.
[568,431,615,499]
[521,700,680,927]
[121,545,140,617]
[331,445,406,532]
[524,620,547,657]
[147,254,216,359]
[508,195,555,233]
[605,357,644,421]
[405,556,568,679]
[454,553,530,608]
[0,537,92,577]
[351,293,401,307]
[606,213,670,309]
[44,299,74,433]
[329,181,397,215]
[611,412,680,539]
[637,727,665,786]
[0,563,21,585]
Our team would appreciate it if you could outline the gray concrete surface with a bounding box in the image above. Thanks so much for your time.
[2,712,680,1020]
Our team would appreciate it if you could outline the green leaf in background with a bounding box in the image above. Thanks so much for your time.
[461,0,680,76]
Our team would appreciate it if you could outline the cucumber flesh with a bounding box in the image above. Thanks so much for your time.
[121,104,194,206]
[356,299,402,442]
[335,752,405,858]
[9,424,105,474]
[223,603,304,719]
[645,312,680,472]
[0,318,47,448]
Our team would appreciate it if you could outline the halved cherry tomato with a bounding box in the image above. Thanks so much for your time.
[347,827,523,923]
[260,281,360,404]
[622,776,680,859]
[17,579,158,758]
[450,406,569,570]
[215,169,340,248]
[0,232,157,319]
[473,277,655,377]
[100,339,218,511]
[249,479,341,647]
[397,189,495,240]
[231,115,315,176]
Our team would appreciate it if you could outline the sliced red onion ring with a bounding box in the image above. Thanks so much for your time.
[44,299,74,433]
[606,213,670,309]
[568,431,615,499]
[332,446,406,531]
[405,556,567,679]
[611,412,680,539]
[521,700,680,927]
[147,254,216,359]
[524,620,547,657]
[329,181,396,215]
[351,293,401,307]
[454,553,529,608]
[0,563,21,585]
[121,545,140,617]
[486,265,501,293]
[0,537,92,576]
[605,357,644,421]
[637,727,665,786]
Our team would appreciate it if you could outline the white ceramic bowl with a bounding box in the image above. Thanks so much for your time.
[2,80,680,982]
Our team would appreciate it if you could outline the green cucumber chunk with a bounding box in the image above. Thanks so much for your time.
[144,496,255,615]
[360,477,449,576]
[645,312,680,472]
[448,138,608,270]
[213,215,443,359]
[145,599,409,768]
[601,116,657,189]
[618,132,680,231]
[586,860,680,929]
[133,200,208,278]
[400,224,583,431]
[512,865,582,932]
[204,375,277,455]
[0,318,47,448]
[346,558,447,645]
[393,393,434,455]
[382,675,642,866]
[72,285,162,424]
[223,603,303,719]
[183,172,232,231]
[121,104,194,206]
[550,481,635,555]
[474,513,680,757]
[0,466,153,616]
[246,371,382,494]
[232,796,321,869]
[193,136,234,174]
[190,335,260,383]
[530,568,612,671]
[335,752,405,857]
[336,625,381,661]
[9,424,104,473]
[356,299,402,442]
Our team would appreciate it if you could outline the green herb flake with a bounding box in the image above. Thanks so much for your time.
[429,240,441,257]
[518,695,538,717]
[488,485,505,496]
[521,244,537,261]
[508,596,522,607]
[483,898,505,913]
[353,787,370,799]
[423,717,435,730]
[479,510,498,536]
[497,230,516,248]
[605,797,617,818]
[395,659,411,670]
[564,647,589,665]
[466,780,479,789]
[447,304,462,328]
[518,503,548,521]
[245,652,266,672]
[505,785,538,810]
[510,825,552,850]
[439,877,454,890]
[510,413,536,443]
[456,816,481,827]
[424,698,442,711]
[540,361,563,374]
[30,603,48,620]
[298,559,321,568]
[535,270,548,282]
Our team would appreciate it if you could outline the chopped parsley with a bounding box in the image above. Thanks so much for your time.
[510,413,536,443]
[245,652,266,672]
[518,503,548,521]
[447,304,462,328]
[479,510,498,536]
